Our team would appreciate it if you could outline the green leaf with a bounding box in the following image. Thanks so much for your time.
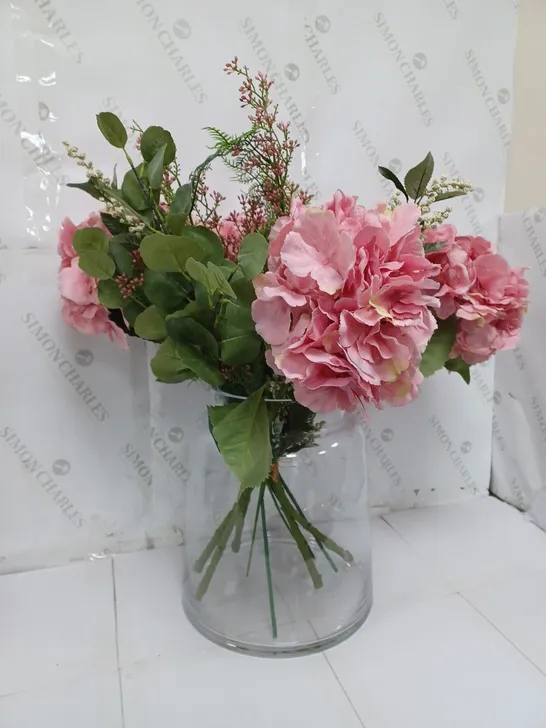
[167,213,187,235]
[404,152,434,201]
[423,241,447,254]
[72,227,109,254]
[140,233,188,273]
[140,126,176,165]
[221,333,261,365]
[181,226,224,264]
[78,251,116,279]
[378,166,409,201]
[100,213,127,236]
[97,279,124,308]
[444,357,471,384]
[237,232,268,279]
[220,299,255,333]
[123,300,144,328]
[109,236,134,276]
[142,270,187,311]
[186,259,235,300]
[96,112,128,148]
[134,305,167,341]
[434,190,468,202]
[173,300,215,330]
[208,387,272,490]
[420,317,457,378]
[151,338,223,386]
[170,184,192,216]
[150,338,191,382]
[231,278,256,306]
[66,180,103,201]
[148,143,167,189]
[121,168,150,211]
[166,313,218,357]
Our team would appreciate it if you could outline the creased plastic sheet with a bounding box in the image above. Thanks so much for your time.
[491,209,546,533]
[0,0,518,572]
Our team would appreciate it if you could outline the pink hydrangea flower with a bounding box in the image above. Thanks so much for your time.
[58,215,127,348]
[426,231,528,364]
[252,197,441,413]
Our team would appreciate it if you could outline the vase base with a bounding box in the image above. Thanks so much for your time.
[183,536,373,658]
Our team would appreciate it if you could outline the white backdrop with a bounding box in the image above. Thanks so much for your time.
[0,0,519,573]
[492,209,546,532]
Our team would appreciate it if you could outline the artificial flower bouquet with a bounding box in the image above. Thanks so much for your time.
[58,58,528,647]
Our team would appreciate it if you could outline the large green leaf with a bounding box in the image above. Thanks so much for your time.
[97,279,124,308]
[231,278,256,306]
[134,305,167,341]
[444,357,471,384]
[78,251,115,279]
[100,213,127,236]
[186,258,235,300]
[237,232,268,279]
[420,317,457,378]
[140,233,190,273]
[173,300,215,330]
[123,300,144,328]
[121,167,150,211]
[170,184,192,216]
[220,333,261,365]
[219,299,254,333]
[109,236,134,275]
[72,227,109,254]
[96,112,127,148]
[151,338,223,386]
[150,338,191,382]
[142,270,187,311]
[180,226,224,264]
[208,387,272,490]
[404,152,434,201]
[140,126,176,165]
[166,313,218,357]
[378,165,409,201]
[148,143,167,189]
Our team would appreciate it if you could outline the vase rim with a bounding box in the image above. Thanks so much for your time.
[213,388,293,404]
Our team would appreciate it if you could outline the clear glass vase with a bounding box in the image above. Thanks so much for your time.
[181,391,372,657]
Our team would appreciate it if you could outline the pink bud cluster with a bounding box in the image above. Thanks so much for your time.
[116,272,145,299]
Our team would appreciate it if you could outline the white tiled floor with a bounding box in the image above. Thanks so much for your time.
[2,496,546,727]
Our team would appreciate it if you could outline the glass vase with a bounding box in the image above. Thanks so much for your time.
[181,391,372,657]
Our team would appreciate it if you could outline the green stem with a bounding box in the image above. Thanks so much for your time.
[124,150,166,232]
[278,484,353,563]
[194,508,239,600]
[260,492,277,639]
[232,488,252,553]
[269,481,323,589]
[280,478,338,573]
[246,482,265,577]
[194,506,236,574]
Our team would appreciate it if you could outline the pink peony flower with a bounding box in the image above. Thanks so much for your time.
[426,233,528,364]
[58,214,127,348]
[253,198,441,413]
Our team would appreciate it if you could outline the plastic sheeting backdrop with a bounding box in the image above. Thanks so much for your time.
[0,0,521,573]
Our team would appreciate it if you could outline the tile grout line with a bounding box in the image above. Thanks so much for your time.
[111,558,126,728]
[307,620,367,728]
[321,652,368,728]
[459,592,546,679]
